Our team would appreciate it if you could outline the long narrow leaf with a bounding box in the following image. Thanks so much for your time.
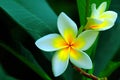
[0,0,57,40]
[98,61,120,77]
[0,65,17,80]
[0,42,52,80]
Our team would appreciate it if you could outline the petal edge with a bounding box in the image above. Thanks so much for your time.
[35,34,66,51]
[52,49,69,76]
[57,12,78,43]
[70,50,92,69]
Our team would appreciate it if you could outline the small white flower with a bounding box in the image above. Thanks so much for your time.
[85,2,117,31]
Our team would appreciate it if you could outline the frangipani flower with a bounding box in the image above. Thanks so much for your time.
[85,2,117,31]
[35,12,98,76]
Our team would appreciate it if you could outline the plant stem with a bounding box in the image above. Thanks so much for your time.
[73,66,98,80]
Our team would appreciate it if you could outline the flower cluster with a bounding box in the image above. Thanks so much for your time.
[35,2,117,77]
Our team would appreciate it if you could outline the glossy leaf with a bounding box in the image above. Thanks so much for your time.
[77,0,86,25]
[0,0,57,40]
[99,61,120,77]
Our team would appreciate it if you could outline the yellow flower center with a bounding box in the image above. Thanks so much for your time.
[65,41,75,50]
[68,43,73,47]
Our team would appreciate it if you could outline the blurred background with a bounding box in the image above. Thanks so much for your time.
[0,0,120,80]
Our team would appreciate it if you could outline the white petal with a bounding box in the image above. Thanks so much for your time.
[100,11,118,21]
[75,30,98,50]
[95,20,115,31]
[91,3,99,18]
[52,49,69,76]
[97,2,107,14]
[85,18,103,30]
[57,12,78,43]
[35,34,66,52]
[70,50,92,69]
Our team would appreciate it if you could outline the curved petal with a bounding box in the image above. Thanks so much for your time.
[91,3,99,18]
[85,18,102,29]
[52,48,69,76]
[73,30,98,50]
[86,11,117,31]
[57,12,78,43]
[93,20,115,31]
[35,34,66,52]
[100,11,118,21]
[70,49,92,69]
[97,2,107,14]
[87,2,117,31]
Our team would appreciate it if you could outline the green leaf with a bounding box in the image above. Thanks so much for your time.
[99,61,120,77]
[0,42,52,80]
[0,0,57,75]
[0,0,58,63]
[63,64,82,80]
[77,0,87,25]
[19,43,41,68]
[0,65,17,80]
[0,0,57,40]
[0,7,53,79]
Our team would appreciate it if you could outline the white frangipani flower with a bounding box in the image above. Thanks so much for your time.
[85,2,117,31]
[35,12,98,77]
